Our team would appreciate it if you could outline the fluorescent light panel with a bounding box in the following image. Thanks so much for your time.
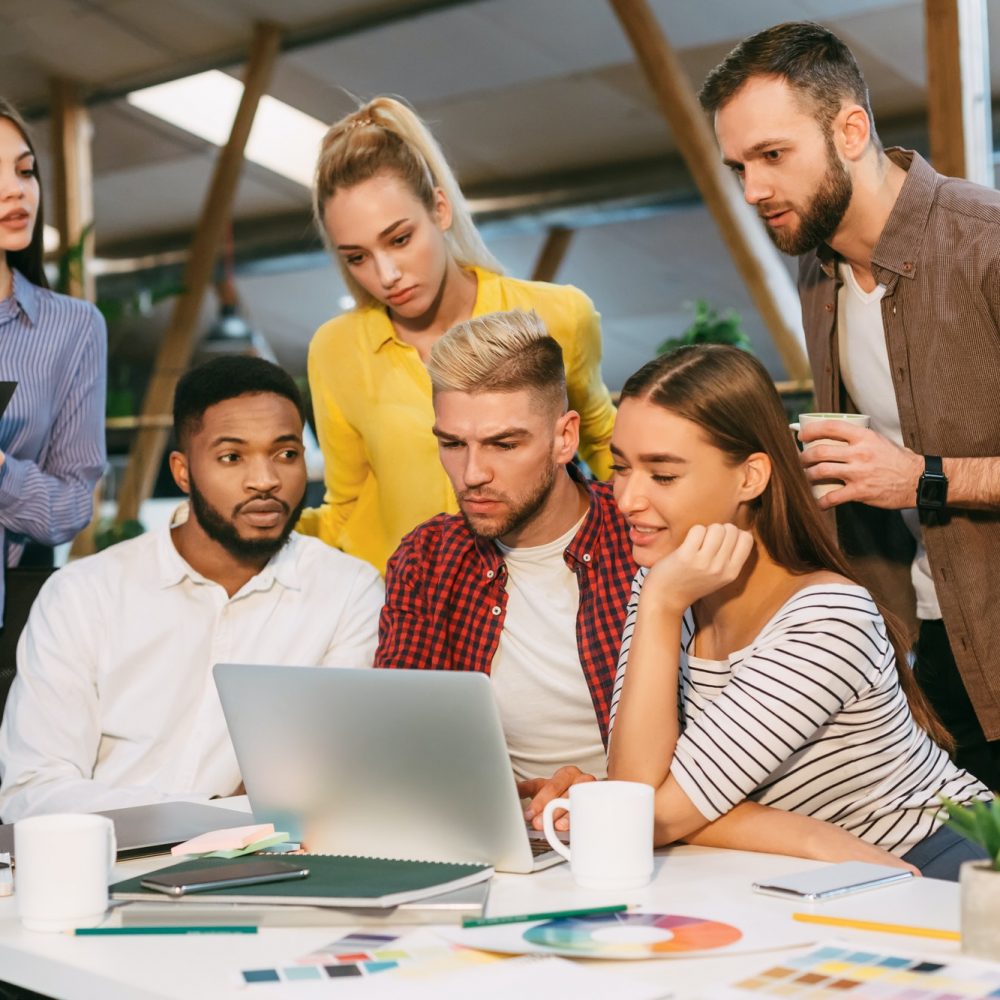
[126,70,326,188]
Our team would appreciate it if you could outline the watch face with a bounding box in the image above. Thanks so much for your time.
[918,475,947,509]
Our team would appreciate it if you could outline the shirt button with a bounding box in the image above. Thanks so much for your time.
[903,262,913,271]
[824,303,833,312]
[491,606,502,616]
[486,570,495,579]
[582,553,592,563]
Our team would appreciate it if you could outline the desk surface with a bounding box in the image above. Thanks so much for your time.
[0,834,963,1000]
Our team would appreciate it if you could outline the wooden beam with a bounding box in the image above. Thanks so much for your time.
[925,0,993,184]
[531,227,574,283]
[50,78,101,557]
[49,78,95,302]
[607,0,811,381]
[115,22,282,524]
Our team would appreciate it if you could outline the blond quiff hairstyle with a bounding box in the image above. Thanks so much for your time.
[428,309,568,414]
[313,96,503,307]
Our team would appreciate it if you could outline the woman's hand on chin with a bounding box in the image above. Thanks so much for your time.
[643,523,754,615]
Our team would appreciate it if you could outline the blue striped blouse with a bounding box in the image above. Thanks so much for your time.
[0,268,107,622]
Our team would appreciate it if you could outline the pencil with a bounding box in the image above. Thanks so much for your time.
[73,925,258,936]
[792,912,960,941]
[463,904,628,928]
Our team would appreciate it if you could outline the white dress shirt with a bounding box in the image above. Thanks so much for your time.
[0,517,384,822]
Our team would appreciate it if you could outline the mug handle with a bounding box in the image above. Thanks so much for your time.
[541,798,572,862]
[106,824,118,881]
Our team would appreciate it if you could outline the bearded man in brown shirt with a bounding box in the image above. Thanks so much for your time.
[699,21,1000,791]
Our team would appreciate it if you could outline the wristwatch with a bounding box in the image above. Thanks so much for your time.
[916,455,948,512]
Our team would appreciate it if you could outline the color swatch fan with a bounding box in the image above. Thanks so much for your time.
[525,912,742,958]
[447,911,752,960]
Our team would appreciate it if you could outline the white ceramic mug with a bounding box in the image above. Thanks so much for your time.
[14,813,116,931]
[791,412,871,499]
[542,781,654,890]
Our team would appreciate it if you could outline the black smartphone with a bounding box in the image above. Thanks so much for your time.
[140,858,310,897]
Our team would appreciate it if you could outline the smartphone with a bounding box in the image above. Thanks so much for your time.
[140,858,310,897]
[752,861,914,902]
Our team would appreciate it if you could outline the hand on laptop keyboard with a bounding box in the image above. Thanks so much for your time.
[517,766,598,832]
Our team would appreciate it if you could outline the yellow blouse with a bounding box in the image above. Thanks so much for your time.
[297,267,616,573]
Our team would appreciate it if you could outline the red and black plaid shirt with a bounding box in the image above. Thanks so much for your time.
[376,478,637,746]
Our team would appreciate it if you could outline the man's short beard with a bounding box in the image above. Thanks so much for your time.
[460,461,559,542]
[188,474,305,562]
[768,133,853,256]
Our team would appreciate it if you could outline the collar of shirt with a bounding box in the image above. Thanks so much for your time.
[362,265,498,354]
[154,502,303,595]
[0,268,39,327]
[470,467,609,576]
[817,148,932,284]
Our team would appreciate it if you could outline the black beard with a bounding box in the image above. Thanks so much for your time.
[187,474,305,563]
[460,462,559,542]
[767,136,853,256]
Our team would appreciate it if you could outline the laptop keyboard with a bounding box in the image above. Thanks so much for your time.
[529,837,556,857]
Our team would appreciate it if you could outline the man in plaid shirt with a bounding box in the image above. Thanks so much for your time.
[376,309,635,827]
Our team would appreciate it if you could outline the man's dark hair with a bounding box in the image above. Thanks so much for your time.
[173,355,305,448]
[699,21,878,142]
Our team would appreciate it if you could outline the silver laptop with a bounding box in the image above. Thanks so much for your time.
[0,801,252,860]
[213,665,566,873]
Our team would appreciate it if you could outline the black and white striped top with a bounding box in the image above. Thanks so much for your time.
[609,572,990,855]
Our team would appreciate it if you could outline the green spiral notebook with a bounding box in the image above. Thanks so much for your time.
[110,854,493,909]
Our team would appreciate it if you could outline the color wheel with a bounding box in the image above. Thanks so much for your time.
[523,912,742,958]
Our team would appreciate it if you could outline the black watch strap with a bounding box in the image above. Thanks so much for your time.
[917,455,948,512]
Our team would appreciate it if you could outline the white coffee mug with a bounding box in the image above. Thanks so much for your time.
[542,781,654,890]
[791,412,871,499]
[14,813,116,931]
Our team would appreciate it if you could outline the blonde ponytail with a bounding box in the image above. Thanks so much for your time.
[314,96,503,306]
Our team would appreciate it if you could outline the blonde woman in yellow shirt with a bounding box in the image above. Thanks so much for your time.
[298,97,616,573]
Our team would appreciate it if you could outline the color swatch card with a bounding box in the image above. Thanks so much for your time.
[712,942,1000,998]
[239,930,501,988]
[445,906,816,960]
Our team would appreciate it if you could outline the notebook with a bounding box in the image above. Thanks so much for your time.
[116,881,491,927]
[110,853,493,909]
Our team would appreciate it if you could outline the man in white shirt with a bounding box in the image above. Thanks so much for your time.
[0,356,383,822]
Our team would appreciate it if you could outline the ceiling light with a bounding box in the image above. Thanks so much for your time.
[126,70,327,188]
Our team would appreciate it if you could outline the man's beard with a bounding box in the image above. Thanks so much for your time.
[459,461,559,542]
[765,135,853,256]
[188,474,305,562]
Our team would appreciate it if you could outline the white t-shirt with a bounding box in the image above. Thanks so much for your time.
[837,262,941,620]
[492,515,607,782]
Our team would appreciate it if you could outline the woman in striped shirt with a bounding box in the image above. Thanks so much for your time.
[607,345,989,880]
[0,100,106,636]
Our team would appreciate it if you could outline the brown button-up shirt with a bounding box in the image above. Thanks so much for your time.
[798,148,1000,739]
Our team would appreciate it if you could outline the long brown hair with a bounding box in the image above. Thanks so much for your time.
[620,345,952,751]
[0,98,47,289]
[313,96,501,307]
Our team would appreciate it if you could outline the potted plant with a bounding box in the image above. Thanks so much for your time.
[940,796,1000,960]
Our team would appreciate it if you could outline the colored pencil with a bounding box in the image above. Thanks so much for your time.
[463,903,628,928]
[792,912,960,941]
[73,925,258,936]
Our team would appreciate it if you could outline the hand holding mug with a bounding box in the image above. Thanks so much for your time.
[796,414,922,510]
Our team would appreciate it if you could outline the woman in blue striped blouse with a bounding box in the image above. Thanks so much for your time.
[0,100,106,641]
[607,345,989,880]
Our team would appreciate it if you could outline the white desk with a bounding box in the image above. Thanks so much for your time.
[0,842,963,999]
